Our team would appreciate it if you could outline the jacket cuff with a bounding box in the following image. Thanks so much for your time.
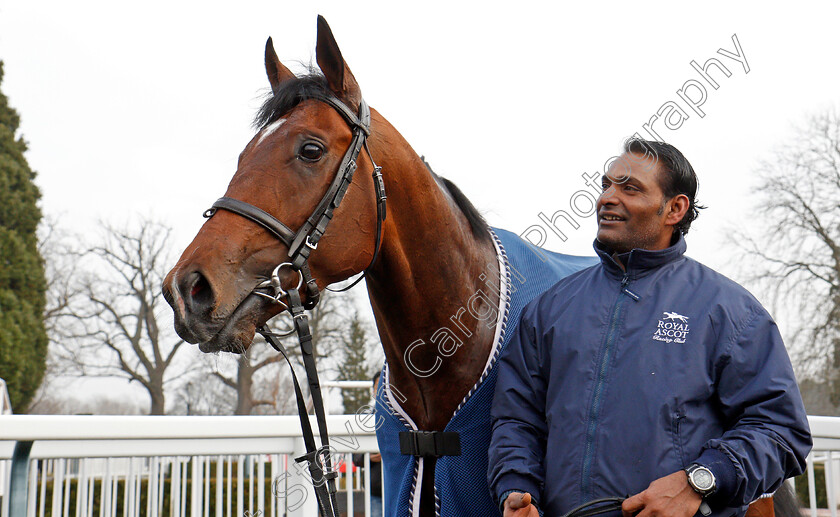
[695,448,739,506]
[496,474,542,513]
[498,489,544,517]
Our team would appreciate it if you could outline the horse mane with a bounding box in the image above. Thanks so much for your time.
[254,73,491,243]
[422,157,491,243]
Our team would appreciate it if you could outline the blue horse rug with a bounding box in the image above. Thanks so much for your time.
[375,227,597,517]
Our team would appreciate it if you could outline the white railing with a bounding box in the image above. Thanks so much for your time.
[0,380,11,416]
[2,415,840,517]
[0,415,382,517]
[805,416,840,517]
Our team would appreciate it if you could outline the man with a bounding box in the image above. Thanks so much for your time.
[487,139,812,517]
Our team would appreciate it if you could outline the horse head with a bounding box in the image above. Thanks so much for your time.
[162,17,383,353]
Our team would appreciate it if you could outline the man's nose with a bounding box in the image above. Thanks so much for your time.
[598,184,619,207]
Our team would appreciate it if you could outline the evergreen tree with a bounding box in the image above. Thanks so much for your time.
[336,311,372,414]
[0,61,48,412]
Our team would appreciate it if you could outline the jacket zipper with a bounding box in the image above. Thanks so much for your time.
[580,273,632,503]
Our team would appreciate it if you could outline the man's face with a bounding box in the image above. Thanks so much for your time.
[596,152,675,254]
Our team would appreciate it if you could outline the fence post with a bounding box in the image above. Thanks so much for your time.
[286,438,317,517]
[830,452,838,517]
[9,441,33,517]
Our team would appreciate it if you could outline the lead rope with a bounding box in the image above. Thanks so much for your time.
[257,288,340,517]
[205,94,383,517]
[253,140,382,515]
[561,497,626,517]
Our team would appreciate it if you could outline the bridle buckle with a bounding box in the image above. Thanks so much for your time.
[253,262,304,307]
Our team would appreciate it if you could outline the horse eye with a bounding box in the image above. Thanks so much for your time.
[299,143,323,162]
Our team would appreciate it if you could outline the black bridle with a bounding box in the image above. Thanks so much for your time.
[202,93,386,517]
[203,94,386,310]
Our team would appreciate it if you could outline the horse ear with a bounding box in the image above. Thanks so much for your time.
[315,15,362,108]
[265,37,295,94]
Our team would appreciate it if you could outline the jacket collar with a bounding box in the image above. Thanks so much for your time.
[594,232,687,279]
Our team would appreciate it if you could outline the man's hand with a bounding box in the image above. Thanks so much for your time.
[503,492,540,517]
[622,471,703,517]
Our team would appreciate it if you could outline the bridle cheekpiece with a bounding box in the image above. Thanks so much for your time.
[202,94,386,311]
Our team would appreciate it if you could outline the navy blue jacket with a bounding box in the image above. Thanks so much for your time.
[488,235,811,517]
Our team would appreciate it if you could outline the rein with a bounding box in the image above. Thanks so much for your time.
[202,93,386,517]
[561,497,626,517]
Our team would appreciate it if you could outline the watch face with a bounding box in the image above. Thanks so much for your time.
[692,469,714,490]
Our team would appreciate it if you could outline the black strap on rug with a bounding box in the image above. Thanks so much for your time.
[399,430,461,458]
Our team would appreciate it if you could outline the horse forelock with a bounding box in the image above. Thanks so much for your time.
[253,72,333,130]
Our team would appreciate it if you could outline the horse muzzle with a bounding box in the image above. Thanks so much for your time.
[162,264,302,353]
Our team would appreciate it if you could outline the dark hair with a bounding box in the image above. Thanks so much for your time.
[254,75,491,243]
[372,370,381,385]
[254,71,333,129]
[623,137,705,235]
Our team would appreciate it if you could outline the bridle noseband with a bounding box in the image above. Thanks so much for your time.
[200,93,386,517]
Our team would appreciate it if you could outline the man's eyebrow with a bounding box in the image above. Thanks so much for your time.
[604,171,635,185]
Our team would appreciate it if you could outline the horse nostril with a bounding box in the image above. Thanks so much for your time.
[191,278,204,298]
[185,271,214,314]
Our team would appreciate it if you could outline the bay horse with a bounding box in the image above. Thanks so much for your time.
[162,16,791,517]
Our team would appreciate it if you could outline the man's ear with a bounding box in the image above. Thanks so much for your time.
[664,194,690,227]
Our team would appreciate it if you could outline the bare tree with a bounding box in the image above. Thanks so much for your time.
[27,216,84,413]
[209,290,353,415]
[39,215,84,334]
[211,348,280,415]
[734,107,840,402]
[169,372,237,415]
[52,218,186,414]
[28,393,143,415]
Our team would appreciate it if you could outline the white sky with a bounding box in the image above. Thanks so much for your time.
[1,1,838,408]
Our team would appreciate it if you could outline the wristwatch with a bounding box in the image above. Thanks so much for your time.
[685,463,717,497]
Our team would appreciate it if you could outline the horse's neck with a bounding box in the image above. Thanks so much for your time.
[365,118,501,431]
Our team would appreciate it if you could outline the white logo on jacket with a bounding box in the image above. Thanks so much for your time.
[652,312,690,343]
